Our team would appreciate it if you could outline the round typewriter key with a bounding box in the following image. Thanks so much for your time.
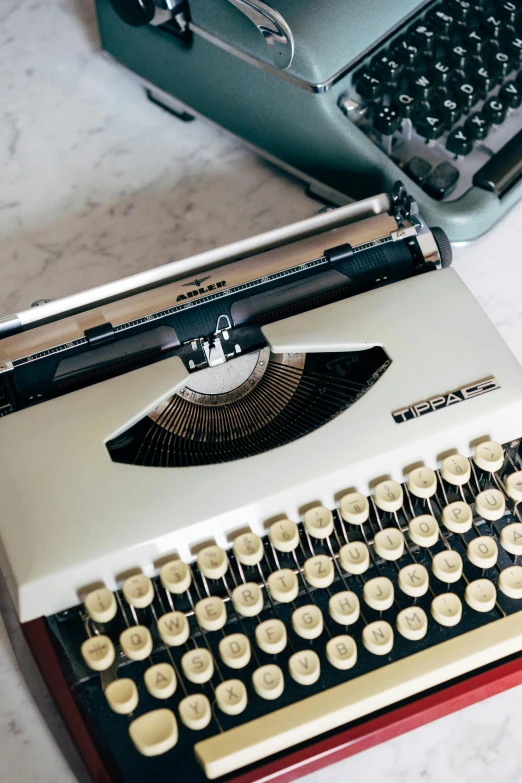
[362,620,394,655]
[292,605,323,640]
[304,505,334,538]
[160,559,192,594]
[474,441,504,472]
[289,650,320,686]
[255,619,287,654]
[215,679,247,716]
[432,550,463,584]
[475,488,505,521]
[178,694,211,730]
[500,522,522,556]
[326,635,357,670]
[157,611,190,647]
[408,515,439,548]
[441,454,471,486]
[233,532,264,566]
[363,576,394,611]
[144,663,177,700]
[339,491,370,525]
[232,582,264,617]
[339,541,370,575]
[304,554,335,588]
[329,590,360,625]
[465,579,497,612]
[81,635,115,672]
[269,519,300,552]
[197,545,229,580]
[84,587,117,624]
[431,593,462,627]
[505,470,522,502]
[219,633,251,669]
[252,664,284,700]
[396,606,428,641]
[195,596,227,631]
[120,626,153,661]
[181,648,214,684]
[498,566,522,599]
[373,480,404,513]
[267,569,299,603]
[442,501,473,533]
[105,678,139,714]
[374,528,405,560]
[467,536,498,569]
[398,563,429,597]
[123,574,154,609]
[129,709,178,757]
[407,466,438,499]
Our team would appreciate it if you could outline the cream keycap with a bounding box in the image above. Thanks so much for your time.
[465,579,497,612]
[505,471,522,502]
[160,559,192,594]
[233,532,264,566]
[105,678,139,715]
[129,709,178,757]
[326,635,357,670]
[408,515,439,548]
[442,501,473,533]
[289,650,321,686]
[431,593,462,627]
[499,566,522,599]
[475,489,506,521]
[84,588,117,624]
[292,605,323,640]
[398,563,429,597]
[179,693,212,730]
[339,492,370,525]
[362,620,394,655]
[181,648,214,684]
[407,466,437,498]
[339,541,370,575]
[304,506,334,538]
[122,574,154,609]
[373,480,403,513]
[267,569,299,603]
[255,619,287,654]
[269,519,300,553]
[144,663,177,700]
[232,582,264,617]
[304,555,335,588]
[120,626,153,662]
[157,611,190,647]
[396,607,428,641]
[195,596,227,631]
[219,634,251,669]
[81,634,115,672]
[500,523,522,556]
[467,536,498,569]
[441,454,471,486]
[474,441,504,472]
[252,664,284,700]
[329,590,360,625]
[432,550,463,583]
[197,546,229,580]
[374,528,405,561]
[215,680,248,716]
[363,576,394,611]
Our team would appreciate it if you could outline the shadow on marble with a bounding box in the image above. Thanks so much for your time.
[60,0,101,50]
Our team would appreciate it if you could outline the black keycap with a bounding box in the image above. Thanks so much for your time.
[488,48,512,77]
[409,73,436,99]
[437,94,463,125]
[465,111,491,138]
[498,1,518,25]
[450,43,470,68]
[392,92,420,117]
[415,112,446,139]
[448,0,473,21]
[499,79,522,107]
[406,156,433,184]
[423,161,460,199]
[395,38,420,65]
[482,14,503,39]
[374,105,402,135]
[409,24,437,53]
[483,95,508,122]
[356,72,384,99]
[505,28,522,63]
[453,78,480,109]
[428,8,455,36]
[372,53,402,82]
[431,60,452,86]
[470,58,497,95]
[465,28,486,54]
[447,126,474,154]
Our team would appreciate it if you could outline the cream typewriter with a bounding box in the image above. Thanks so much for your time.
[1,186,522,783]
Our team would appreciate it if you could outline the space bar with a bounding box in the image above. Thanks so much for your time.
[195,614,522,779]
[473,128,522,195]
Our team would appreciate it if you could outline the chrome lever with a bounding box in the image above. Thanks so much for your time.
[225,0,294,70]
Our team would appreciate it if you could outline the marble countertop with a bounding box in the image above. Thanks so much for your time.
[1,2,522,782]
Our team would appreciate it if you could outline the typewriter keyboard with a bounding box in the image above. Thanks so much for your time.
[339,0,522,201]
[47,439,522,782]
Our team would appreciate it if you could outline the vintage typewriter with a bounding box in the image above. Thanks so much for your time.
[95,0,522,241]
[1,187,522,783]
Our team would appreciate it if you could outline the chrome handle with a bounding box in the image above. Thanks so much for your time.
[225,0,294,70]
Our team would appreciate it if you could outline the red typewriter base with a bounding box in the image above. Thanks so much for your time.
[24,617,522,783]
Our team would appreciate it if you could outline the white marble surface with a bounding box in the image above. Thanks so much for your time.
[1,2,522,782]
